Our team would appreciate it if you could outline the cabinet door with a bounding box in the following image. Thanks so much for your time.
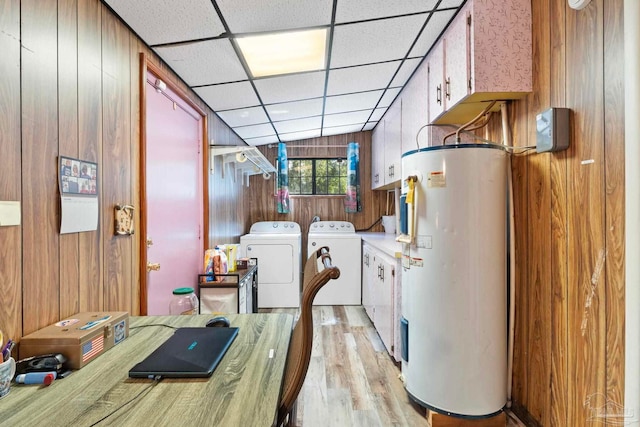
[371,121,385,189]
[362,245,375,322]
[444,8,470,108]
[384,100,402,185]
[401,61,429,153]
[375,255,395,355]
[427,40,445,123]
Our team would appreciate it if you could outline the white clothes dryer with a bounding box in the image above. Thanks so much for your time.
[240,221,301,308]
[307,221,361,305]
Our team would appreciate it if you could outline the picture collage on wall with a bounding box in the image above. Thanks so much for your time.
[59,156,98,196]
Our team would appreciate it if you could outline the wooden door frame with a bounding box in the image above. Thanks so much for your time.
[139,53,209,315]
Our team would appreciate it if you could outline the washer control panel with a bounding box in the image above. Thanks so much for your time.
[249,221,301,234]
[309,221,355,234]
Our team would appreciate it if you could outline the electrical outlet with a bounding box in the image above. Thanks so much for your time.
[536,108,570,153]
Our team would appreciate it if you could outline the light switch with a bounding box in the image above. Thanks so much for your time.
[0,201,21,226]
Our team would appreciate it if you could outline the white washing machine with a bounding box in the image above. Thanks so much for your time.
[240,221,301,308]
[307,221,362,305]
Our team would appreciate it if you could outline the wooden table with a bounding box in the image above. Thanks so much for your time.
[0,313,293,426]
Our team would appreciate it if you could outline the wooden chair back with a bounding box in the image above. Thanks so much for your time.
[276,246,340,425]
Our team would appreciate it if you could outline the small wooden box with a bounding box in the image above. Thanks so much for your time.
[20,312,129,369]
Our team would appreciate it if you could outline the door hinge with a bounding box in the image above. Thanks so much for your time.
[467,15,471,26]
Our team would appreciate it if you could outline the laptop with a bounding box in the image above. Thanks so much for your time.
[129,327,239,379]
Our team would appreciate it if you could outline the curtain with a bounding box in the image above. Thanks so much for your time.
[344,141,361,213]
[276,142,290,213]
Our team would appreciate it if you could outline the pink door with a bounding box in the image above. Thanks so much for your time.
[145,74,203,315]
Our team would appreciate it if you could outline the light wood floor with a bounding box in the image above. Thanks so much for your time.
[266,306,525,427]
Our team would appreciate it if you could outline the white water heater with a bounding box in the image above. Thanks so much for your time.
[399,144,507,418]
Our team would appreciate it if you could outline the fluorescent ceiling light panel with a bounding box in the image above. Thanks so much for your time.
[236,28,327,78]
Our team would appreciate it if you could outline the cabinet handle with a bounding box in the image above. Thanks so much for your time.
[380,265,385,281]
[436,84,442,105]
[446,77,451,100]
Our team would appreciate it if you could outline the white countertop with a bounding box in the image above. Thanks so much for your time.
[358,232,403,258]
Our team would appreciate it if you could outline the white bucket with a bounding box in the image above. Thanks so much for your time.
[382,215,396,234]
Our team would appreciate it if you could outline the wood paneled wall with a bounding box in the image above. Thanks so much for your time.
[504,0,625,425]
[244,133,388,260]
[0,0,246,341]
[0,1,627,424]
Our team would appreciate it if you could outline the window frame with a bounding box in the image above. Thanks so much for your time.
[287,157,347,196]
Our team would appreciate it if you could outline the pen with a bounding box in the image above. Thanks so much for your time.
[79,315,112,330]
[2,341,15,362]
[2,339,12,360]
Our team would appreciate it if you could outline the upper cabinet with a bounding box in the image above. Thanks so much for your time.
[371,99,402,190]
[371,120,385,188]
[401,60,429,154]
[428,0,532,124]
[383,100,402,186]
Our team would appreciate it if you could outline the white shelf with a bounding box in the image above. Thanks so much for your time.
[210,146,276,186]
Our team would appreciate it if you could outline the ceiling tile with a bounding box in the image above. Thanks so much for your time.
[409,9,457,57]
[369,108,387,121]
[109,0,467,144]
[233,123,276,139]
[378,87,402,108]
[104,0,225,45]
[324,91,384,114]
[244,135,280,146]
[216,0,333,33]
[254,71,326,104]
[438,0,466,9]
[322,124,365,136]
[390,58,423,87]
[217,106,269,128]
[273,116,323,134]
[335,0,438,23]
[327,61,400,96]
[323,110,373,128]
[265,98,324,122]
[155,39,247,86]
[279,129,322,142]
[194,81,259,111]
[330,15,428,68]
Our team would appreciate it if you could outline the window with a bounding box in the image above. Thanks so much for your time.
[288,158,347,195]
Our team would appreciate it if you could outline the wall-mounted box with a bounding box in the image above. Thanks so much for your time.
[536,108,570,153]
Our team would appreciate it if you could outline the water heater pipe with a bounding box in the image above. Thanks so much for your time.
[501,102,516,409]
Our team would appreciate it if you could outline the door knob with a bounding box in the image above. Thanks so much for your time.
[147,262,161,272]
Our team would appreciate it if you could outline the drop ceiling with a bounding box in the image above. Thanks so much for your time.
[103,0,466,145]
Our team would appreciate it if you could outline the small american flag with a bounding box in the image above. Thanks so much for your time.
[82,335,104,362]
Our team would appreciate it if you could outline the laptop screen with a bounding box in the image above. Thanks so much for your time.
[129,327,239,379]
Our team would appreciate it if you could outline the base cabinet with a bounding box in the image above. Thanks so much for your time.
[362,243,401,361]
[362,245,376,321]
